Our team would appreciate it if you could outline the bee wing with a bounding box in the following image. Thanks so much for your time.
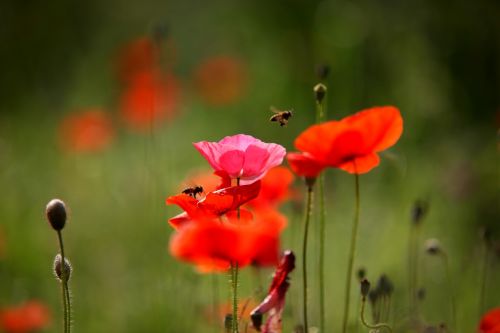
[270,106,280,114]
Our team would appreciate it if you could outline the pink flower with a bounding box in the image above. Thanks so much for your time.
[193,134,286,184]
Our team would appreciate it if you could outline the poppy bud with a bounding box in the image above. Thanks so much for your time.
[53,254,72,282]
[316,64,330,80]
[425,238,441,255]
[411,199,428,225]
[357,267,366,280]
[368,289,378,305]
[360,278,370,297]
[313,83,327,103]
[377,274,394,296]
[45,199,67,231]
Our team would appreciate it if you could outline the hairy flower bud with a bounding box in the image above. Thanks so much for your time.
[425,238,441,255]
[357,267,366,280]
[53,254,72,282]
[313,83,327,103]
[45,199,67,231]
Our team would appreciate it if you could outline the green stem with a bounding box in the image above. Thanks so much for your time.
[341,172,360,333]
[231,262,239,333]
[57,231,70,333]
[315,87,327,333]
[360,297,392,332]
[479,242,489,317]
[302,185,314,332]
[442,252,456,331]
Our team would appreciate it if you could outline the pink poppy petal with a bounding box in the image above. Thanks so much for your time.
[242,145,270,177]
[219,150,245,177]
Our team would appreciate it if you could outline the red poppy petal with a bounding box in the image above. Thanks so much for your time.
[337,153,380,174]
[200,181,261,214]
[166,194,201,217]
[168,212,191,229]
[294,120,345,161]
[341,106,403,152]
[287,152,325,178]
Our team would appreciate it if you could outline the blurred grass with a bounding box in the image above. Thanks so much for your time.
[0,0,498,332]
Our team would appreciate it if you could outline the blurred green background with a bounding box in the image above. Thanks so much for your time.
[0,0,498,332]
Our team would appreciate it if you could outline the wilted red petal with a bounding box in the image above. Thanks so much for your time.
[480,308,500,333]
[251,251,295,332]
[59,109,114,153]
[0,300,51,333]
[286,152,325,178]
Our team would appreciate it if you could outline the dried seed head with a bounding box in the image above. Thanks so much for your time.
[250,311,263,331]
[316,64,330,80]
[313,83,327,103]
[411,199,428,225]
[377,274,394,296]
[224,314,233,332]
[357,267,366,280]
[360,278,370,297]
[45,199,67,231]
[425,238,442,255]
[417,287,426,301]
[53,254,72,282]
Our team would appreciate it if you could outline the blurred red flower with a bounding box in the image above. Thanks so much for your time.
[250,251,295,332]
[0,300,50,333]
[479,308,500,333]
[169,207,286,272]
[194,56,247,106]
[248,166,295,209]
[119,70,180,131]
[287,106,403,176]
[59,109,114,153]
[115,37,158,85]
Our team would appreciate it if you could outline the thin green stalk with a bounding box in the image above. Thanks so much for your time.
[341,172,360,333]
[57,230,70,333]
[231,262,239,333]
[302,185,314,332]
[479,242,489,317]
[442,252,456,331]
[360,296,392,333]
[315,87,327,333]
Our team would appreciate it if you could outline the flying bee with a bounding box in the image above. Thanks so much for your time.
[269,106,293,127]
[181,185,204,198]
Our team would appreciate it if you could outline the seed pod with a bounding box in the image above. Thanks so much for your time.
[53,253,72,282]
[360,278,370,297]
[45,199,67,231]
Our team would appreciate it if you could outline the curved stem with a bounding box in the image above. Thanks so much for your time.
[360,297,392,332]
[341,172,360,333]
[302,185,314,332]
[57,231,70,333]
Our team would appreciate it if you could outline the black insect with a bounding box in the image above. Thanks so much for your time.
[181,185,204,198]
[269,107,293,127]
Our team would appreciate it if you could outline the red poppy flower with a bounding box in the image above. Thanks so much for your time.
[0,300,50,333]
[166,180,261,229]
[194,56,247,106]
[479,308,500,333]
[250,251,295,332]
[248,167,294,209]
[169,207,286,272]
[59,109,115,153]
[120,69,180,131]
[287,106,403,175]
